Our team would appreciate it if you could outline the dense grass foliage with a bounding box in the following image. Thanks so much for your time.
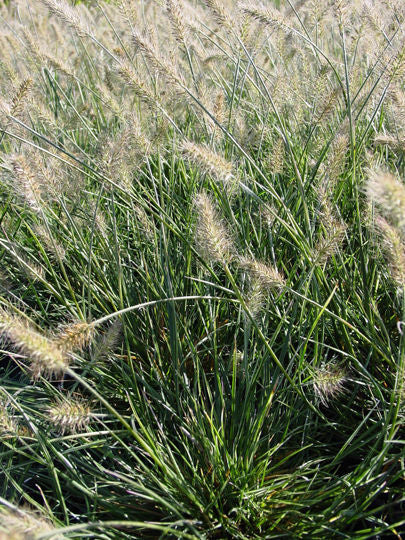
[0,0,404,537]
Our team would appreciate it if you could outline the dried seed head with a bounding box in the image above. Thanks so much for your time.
[9,78,33,119]
[327,134,349,186]
[11,246,45,282]
[54,321,96,353]
[101,118,151,185]
[331,0,350,28]
[166,0,188,44]
[116,0,138,26]
[385,84,405,135]
[312,189,347,266]
[84,199,108,238]
[245,278,265,318]
[0,507,60,540]
[40,0,92,38]
[267,137,285,175]
[194,192,234,264]
[366,168,405,232]
[386,45,405,84]
[182,142,237,194]
[313,364,347,406]
[239,257,286,290]
[92,321,122,363]
[374,134,405,153]
[311,219,347,266]
[260,205,277,228]
[0,308,68,379]
[8,155,44,212]
[374,216,405,291]
[48,396,92,434]
[239,2,285,29]
[0,405,18,439]
[116,61,156,106]
[213,92,226,125]
[134,205,155,241]
[202,0,232,27]
[315,86,340,124]
[132,31,187,96]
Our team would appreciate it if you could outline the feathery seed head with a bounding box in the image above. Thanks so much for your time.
[54,321,96,353]
[48,396,93,434]
[366,168,405,232]
[313,364,347,406]
[0,507,59,540]
[40,0,92,38]
[311,218,347,266]
[132,31,187,95]
[0,308,68,379]
[0,405,18,439]
[194,192,234,264]
[239,2,285,29]
[374,216,405,291]
[10,78,33,118]
[327,134,349,186]
[166,0,188,44]
[374,134,405,153]
[331,0,350,28]
[100,118,151,188]
[116,61,156,106]
[267,137,285,175]
[386,84,405,134]
[312,190,347,266]
[239,257,286,290]
[134,205,155,241]
[213,92,226,125]
[202,0,232,27]
[182,142,237,193]
[116,0,138,26]
[260,205,277,228]
[93,321,122,363]
[33,225,66,261]
[245,278,265,319]
[8,155,44,212]
[14,250,45,283]
[0,96,11,118]
[386,45,405,83]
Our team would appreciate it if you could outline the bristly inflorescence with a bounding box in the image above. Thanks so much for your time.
[132,30,188,99]
[47,396,93,434]
[39,0,92,38]
[182,141,238,194]
[374,216,405,291]
[366,168,405,233]
[239,257,286,290]
[202,0,233,27]
[366,168,405,292]
[313,364,347,406]
[374,134,405,153]
[0,506,61,539]
[239,2,285,29]
[0,307,68,379]
[116,60,157,106]
[54,320,96,353]
[0,403,19,439]
[166,0,188,45]
[311,185,347,266]
[194,192,235,265]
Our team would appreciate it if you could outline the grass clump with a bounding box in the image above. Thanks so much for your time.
[0,0,404,537]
